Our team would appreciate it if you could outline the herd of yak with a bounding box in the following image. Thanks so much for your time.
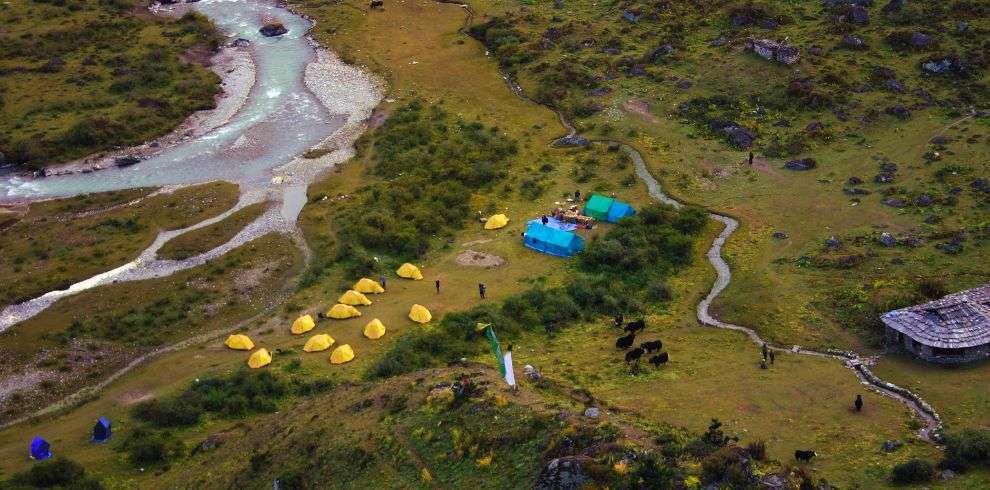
[613,317,669,367]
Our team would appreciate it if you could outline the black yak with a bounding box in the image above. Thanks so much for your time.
[624,319,646,333]
[625,347,645,363]
[641,340,662,352]
[370,0,384,8]
[615,332,636,349]
[648,352,669,366]
[794,450,817,462]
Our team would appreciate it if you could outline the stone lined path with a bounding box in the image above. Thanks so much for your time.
[437,0,945,444]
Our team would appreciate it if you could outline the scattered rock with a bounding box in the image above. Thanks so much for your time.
[603,47,620,56]
[878,232,897,247]
[844,187,871,195]
[536,456,590,490]
[924,214,941,224]
[825,236,841,250]
[841,34,867,49]
[523,364,542,380]
[970,178,989,193]
[956,21,968,33]
[710,36,728,47]
[588,87,612,97]
[628,65,648,76]
[882,439,904,452]
[773,119,791,127]
[259,22,288,37]
[880,162,898,173]
[114,156,141,168]
[929,136,950,145]
[909,32,933,49]
[921,56,967,77]
[784,158,817,170]
[708,121,756,149]
[847,176,863,185]
[914,194,935,207]
[230,38,251,48]
[848,5,870,24]
[806,121,825,135]
[621,10,638,22]
[940,469,957,481]
[554,135,590,148]
[583,407,600,418]
[761,474,789,489]
[936,237,964,254]
[648,44,675,62]
[746,38,800,65]
[883,78,905,92]
[882,197,906,208]
[808,46,825,56]
[772,231,789,240]
[885,105,911,119]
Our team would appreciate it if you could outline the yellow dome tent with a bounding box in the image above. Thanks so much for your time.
[303,333,335,352]
[224,334,254,351]
[330,344,354,364]
[408,304,432,324]
[484,214,509,230]
[364,318,386,339]
[326,303,362,319]
[338,290,372,306]
[353,277,385,294]
[290,314,316,335]
[396,263,423,280]
[248,348,272,369]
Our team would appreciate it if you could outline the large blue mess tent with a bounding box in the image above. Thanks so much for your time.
[92,416,111,443]
[30,436,52,460]
[583,194,636,223]
[524,222,585,257]
[526,216,579,232]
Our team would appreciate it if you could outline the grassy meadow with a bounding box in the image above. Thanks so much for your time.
[0,0,222,169]
[0,181,239,307]
[156,201,269,260]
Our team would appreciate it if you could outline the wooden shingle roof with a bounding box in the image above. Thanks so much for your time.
[881,284,990,349]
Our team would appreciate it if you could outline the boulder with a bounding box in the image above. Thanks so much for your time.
[622,10,638,22]
[583,407,600,418]
[710,36,728,47]
[878,232,897,247]
[554,135,590,148]
[882,197,906,208]
[746,38,800,65]
[114,156,141,167]
[885,105,911,119]
[929,136,949,145]
[971,178,989,193]
[230,38,251,48]
[628,65,647,76]
[535,456,591,490]
[847,176,863,185]
[909,32,933,49]
[940,469,957,481]
[523,364,542,380]
[784,158,817,170]
[883,78,905,92]
[921,56,967,77]
[880,162,898,173]
[936,237,963,254]
[259,22,288,37]
[841,35,867,49]
[882,439,904,452]
[648,44,675,62]
[913,195,934,207]
[707,121,756,149]
[808,46,825,56]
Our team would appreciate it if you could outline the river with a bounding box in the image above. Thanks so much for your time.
[0,0,383,330]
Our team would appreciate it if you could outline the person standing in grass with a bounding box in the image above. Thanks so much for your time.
[748,151,754,165]
[479,283,486,299]
[761,343,768,361]
[435,279,441,294]
[854,394,863,412]
[769,350,775,365]
[380,272,387,291]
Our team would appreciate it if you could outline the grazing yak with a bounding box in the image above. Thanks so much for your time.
[615,332,636,350]
[641,340,662,352]
[370,0,384,9]
[794,450,817,462]
[648,352,669,366]
[625,347,645,363]
[624,319,646,333]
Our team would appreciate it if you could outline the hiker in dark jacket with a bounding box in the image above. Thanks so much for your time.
[854,394,863,412]
[479,283,486,299]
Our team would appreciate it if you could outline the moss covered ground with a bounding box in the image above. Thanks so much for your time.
[0,0,222,169]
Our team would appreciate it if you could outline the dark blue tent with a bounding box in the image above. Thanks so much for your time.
[92,416,111,443]
[30,436,52,460]
[606,201,636,223]
[523,222,585,257]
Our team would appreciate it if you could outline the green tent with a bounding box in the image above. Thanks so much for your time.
[583,194,615,221]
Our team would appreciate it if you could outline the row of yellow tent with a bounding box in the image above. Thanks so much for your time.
[291,316,388,340]
[225,333,361,367]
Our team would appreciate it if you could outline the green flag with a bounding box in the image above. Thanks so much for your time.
[481,324,505,377]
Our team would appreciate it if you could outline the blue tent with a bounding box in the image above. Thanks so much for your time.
[30,436,52,460]
[523,222,585,257]
[92,417,111,443]
[606,201,636,222]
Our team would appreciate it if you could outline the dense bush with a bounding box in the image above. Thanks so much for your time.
[133,370,289,428]
[318,101,517,279]
[370,203,707,378]
[7,457,103,489]
[941,429,990,471]
[891,459,935,484]
[119,428,184,466]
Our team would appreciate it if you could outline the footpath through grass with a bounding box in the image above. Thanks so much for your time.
[0,181,239,308]
[0,0,222,169]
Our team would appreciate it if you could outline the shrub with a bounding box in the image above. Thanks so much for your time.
[746,439,767,461]
[9,457,103,489]
[891,459,935,484]
[701,446,752,486]
[942,429,990,471]
[119,428,184,466]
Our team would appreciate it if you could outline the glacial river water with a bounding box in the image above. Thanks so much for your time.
[0,0,336,201]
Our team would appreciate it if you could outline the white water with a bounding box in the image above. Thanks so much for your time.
[0,0,384,331]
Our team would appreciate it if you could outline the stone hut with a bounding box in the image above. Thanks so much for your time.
[882,284,990,364]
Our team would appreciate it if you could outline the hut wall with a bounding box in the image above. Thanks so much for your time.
[885,326,990,364]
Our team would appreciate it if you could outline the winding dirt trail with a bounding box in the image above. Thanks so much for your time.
[436,0,945,444]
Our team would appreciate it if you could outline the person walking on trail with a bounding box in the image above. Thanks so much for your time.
[769,350,775,365]
[761,343,768,361]
[854,394,863,412]
[380,273,387,291]
[760,358,768,370]
[748,151,754,165]
[478,283,486,299]
[435,279,441,294]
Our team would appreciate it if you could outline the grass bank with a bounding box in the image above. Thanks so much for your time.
[156,201,269,260]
